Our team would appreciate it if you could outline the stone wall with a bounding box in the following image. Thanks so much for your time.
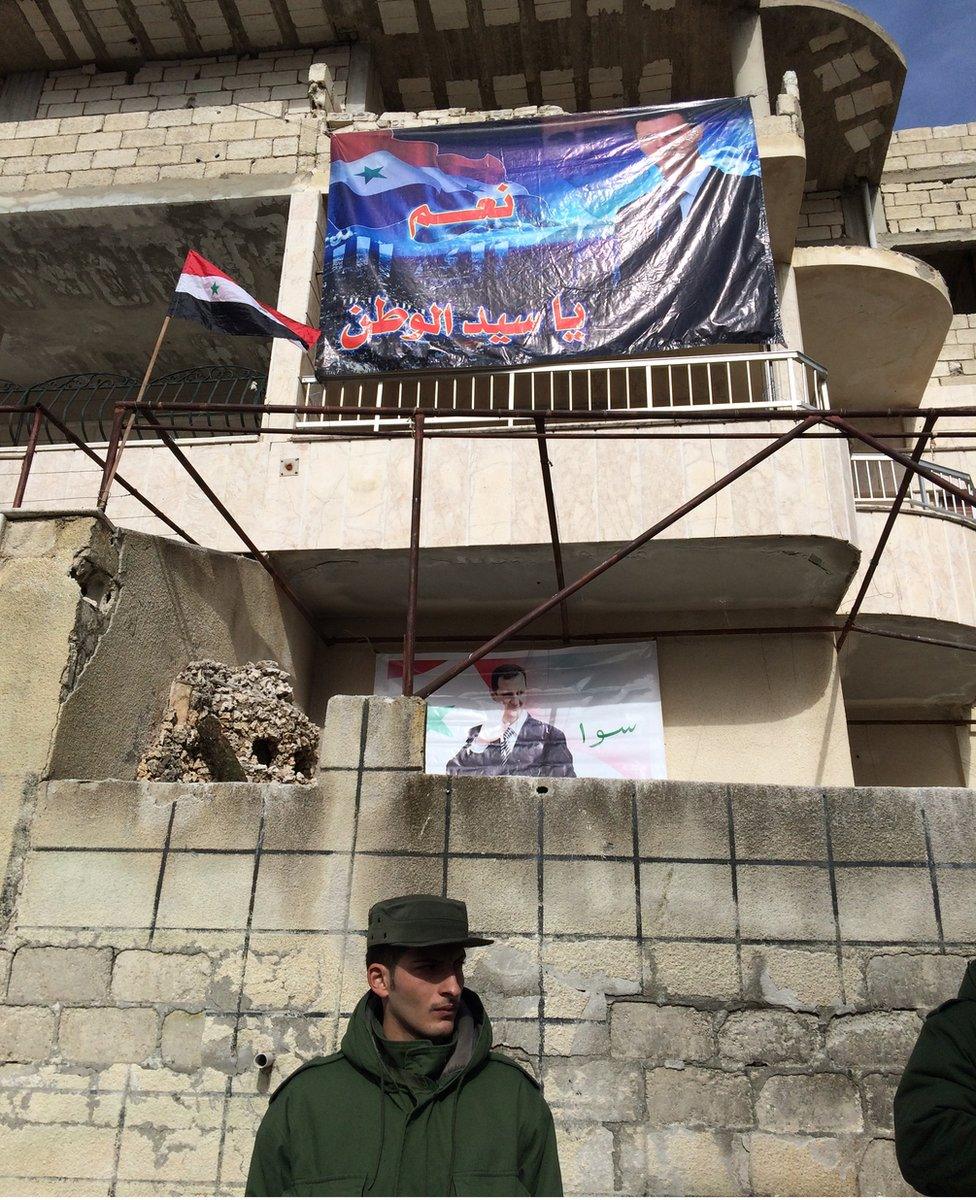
[931,313,976,388]
[1,693,974,1194]
[796,190,846,245]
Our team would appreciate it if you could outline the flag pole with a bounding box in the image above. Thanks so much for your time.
[97,311,171,510]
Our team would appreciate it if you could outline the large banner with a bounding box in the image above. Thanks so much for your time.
[374,643,666,780]
[319,98,781,376]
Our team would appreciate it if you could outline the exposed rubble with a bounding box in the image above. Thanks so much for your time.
[138,660,319,784]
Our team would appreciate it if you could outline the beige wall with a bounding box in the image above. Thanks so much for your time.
[0,514,318,781]
[844,508,976,630]
[0,421,860,556]
[315,633,855,787]
[849,719,970,788]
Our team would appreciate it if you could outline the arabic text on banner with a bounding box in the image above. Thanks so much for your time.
[374,642,667,781]
[319,99,782,375]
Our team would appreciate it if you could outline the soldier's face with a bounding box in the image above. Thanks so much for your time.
[371,946,466,1041]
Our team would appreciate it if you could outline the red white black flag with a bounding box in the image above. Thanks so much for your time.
[169,251,320,351]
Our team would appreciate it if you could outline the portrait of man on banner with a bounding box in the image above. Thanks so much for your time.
[375,643,667,782]
[319,98,781,376]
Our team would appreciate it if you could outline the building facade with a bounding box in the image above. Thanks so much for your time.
[2,1,976,1195]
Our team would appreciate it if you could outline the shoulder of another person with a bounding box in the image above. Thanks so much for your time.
[487,1050,542,1090]
[925,996,976,1024]
[268,1052,346,1104]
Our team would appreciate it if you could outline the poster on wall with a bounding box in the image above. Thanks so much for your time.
[318,97,781,376]
[374,643,666,780]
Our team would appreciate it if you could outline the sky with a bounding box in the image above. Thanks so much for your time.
[848,0,975,128]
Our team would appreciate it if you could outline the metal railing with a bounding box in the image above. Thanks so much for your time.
[851,452,976,528]
[299,349,829,428]
[1,367,268,449]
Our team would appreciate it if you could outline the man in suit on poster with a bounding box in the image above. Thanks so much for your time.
[446,663,576,778]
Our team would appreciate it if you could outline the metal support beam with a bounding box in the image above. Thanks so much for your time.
[12,406,43,509]
[416,414,822,699]
[139,410,323,640]
[534,415,570,644]
[38,406,198,545]
[403,412,425,697]
[836,413,937,651]
[826,413,976,510]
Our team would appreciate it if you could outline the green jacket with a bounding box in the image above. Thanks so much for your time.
[894,959,976,1195]
[245,989,562,1197]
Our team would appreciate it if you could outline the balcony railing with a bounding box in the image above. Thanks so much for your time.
[851,452,976,529]
[299,349,829,429]
[1,367,268,449]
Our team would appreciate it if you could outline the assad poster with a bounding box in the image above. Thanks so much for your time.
[318,98,781,376]
[374,643,666,781]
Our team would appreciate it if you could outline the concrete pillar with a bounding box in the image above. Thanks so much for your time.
[775,262,804,352]
[264,189,324,431]
[731,7,771,121]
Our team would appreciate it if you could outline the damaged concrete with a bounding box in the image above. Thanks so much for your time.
[139,660,320,784]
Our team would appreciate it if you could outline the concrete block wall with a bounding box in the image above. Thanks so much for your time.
[1,693,974,1193]
[881,122,976,238]
[930,313,976,387]
[0,48,349,195]
[796,189,845,245]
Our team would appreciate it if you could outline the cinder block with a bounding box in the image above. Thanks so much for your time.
[251,852,347,932]
[544,859,636,935]
[448,856,537,934]
[112,950,212,1005]
[826,789,926,861]
[542,937,640,1019]
[648,941,740,1004]
[363,695,426,769]
[0,1005,56,1060]
[640,862,736,938]
[319,695,366,768]
[742,946,843,1012]
[33,780,172,849]
[835,868,937,941]
[731,784,827,860]
[637,779,731,856]
[243,932,344,1010]
[718,1009,820,1066]
[450,776,538,854]
[17,849,161,928]
[737,866,835,941]
[8,946,112,1003]
[262,777,357,852]
[544,777,633,856]
[347,853,441,928]
[825,1011,922,1069]
[0,1123,118,1179]
[865,952,967,1010]
[155,852,255,929]
[167,783,263,850]
[757,1073,862,1133]
[861,1074,899,1135]
[352,771,445,852]
[610,1001,714,1063]
[59,1007,158,1065]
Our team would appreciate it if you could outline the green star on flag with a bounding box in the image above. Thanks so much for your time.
[210,281,219,296]
[426,706,454,738]
[357,165,385,184]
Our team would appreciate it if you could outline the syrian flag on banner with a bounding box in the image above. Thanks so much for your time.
[169,251,320,350]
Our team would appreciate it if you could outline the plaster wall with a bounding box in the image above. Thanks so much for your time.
[0,513,317,782]
[0,696,971,1195]
[0,420,860,557]
[849,720,970,789]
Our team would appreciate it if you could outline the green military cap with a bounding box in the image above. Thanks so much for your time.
[367,894,493,949]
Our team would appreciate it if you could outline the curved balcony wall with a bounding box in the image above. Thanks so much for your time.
[794,245,952,408]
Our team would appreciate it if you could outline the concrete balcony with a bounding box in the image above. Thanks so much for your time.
[794,245,953,408]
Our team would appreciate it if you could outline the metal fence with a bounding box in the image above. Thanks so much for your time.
[299,349,829,428]
[851,451,976,528]
[1,367,268,448]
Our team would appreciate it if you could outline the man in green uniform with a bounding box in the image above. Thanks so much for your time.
[246,894,563,1196]
[894,958,976,1195]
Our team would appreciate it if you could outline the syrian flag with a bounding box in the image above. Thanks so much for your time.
[169,251,320,350]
